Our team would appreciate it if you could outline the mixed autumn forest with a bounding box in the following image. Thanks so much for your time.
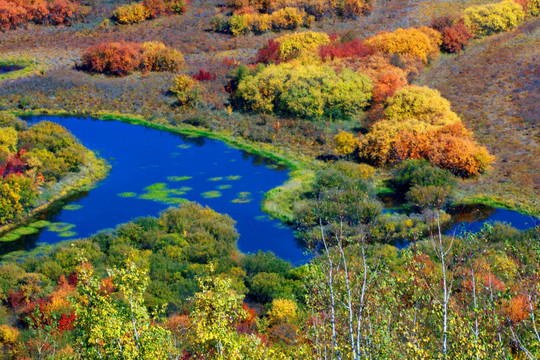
[0,0,539,358]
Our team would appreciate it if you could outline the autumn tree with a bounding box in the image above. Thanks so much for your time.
[73,258,175,359]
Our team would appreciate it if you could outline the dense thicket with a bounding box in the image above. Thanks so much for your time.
[0,0,83,31]
[0,113,93,224]
[79,41,184,76]
[232,63,372,120]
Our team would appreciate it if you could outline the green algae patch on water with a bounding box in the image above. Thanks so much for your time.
[254,215,271,222]
[58,231,78,238]
[207,177,223,182]
[13,227,39,236]
[29,220,51,228]
[167,176,192,182]
[232,192,252,204]
[48,222,75,233]
[217,184,232,190]
[118,192,137,198]
[0,233,21,242]
[177,144,192,149]
[162,197,189,205]
[63,204,83,211]
[201,190,222,199]
[145,183,167,191]
[226,175,242,181]
[139,183,191,205]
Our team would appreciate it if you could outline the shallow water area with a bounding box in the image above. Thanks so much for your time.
[0,116,307,264]
[445,204,539,235]
[0,65,23,74]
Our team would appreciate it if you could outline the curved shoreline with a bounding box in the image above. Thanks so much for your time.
[0,151,109,239]
[11,109,539,221]
[12,109,318,224]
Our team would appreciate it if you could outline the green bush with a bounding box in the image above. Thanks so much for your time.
[234,64,372,120]
[462,0,524,38]
[389,159,457,193]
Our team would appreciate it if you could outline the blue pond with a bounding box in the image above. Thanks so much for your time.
[0,65,23,74]
[445,205,539,235]
[1,116,306,264]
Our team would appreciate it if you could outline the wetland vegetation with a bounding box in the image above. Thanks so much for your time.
[0,0,538,358]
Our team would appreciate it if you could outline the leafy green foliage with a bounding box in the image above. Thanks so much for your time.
[234,63,372,120]
[73,259,175,359]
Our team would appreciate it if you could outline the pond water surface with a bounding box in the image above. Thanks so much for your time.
[0,116,306,264]
[0,65,23,74]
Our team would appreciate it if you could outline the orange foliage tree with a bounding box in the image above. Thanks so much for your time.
[80,41,142,77]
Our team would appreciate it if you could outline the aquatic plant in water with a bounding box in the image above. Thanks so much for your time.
[29,220,51,228]
[58,231,78,238]
[63,204,84,211]
[48,222,76,232]
[139,182,190,204]
[232,192,252,203]
[167,176,192,182]
[201,190,222,198]
[118,192,138,198]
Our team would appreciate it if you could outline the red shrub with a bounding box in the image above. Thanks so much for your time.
[372,71,407,104]
[8,289,26,309]
[441,21,472,53]
[0,0,80,30]
[57,312,76,332]
[143,0,166,18]
[46,0,80,25]
[255,39,282,64]
[193,69,216,81]
[80,41,142,76]
[0,0,27,30]
[26,0,49,23]
[0,150,27,178]
[319,39,374,61]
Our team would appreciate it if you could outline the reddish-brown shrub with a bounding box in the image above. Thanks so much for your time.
[0,0,27,30]
[255,38,282,64]
[26,0,49,23]
[193,69,216,81]
[441,21,472,53]
[372,71,407,103]
[143,0,166,18]
[0,0,81,29]
[320,38,374,61]
[430,15,455,32]
[80,41,142,77]
[46,0,80,25]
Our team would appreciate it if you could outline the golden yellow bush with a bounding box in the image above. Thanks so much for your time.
[140,41,184,72]
[268,298,298,324]
[0,324,19,345]
[113,2,148,24]
[334,130,359,155]
[271,7,306,30]
[462,0,524,37]
[365,27,441,64]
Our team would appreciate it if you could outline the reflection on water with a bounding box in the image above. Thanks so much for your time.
[446,205,538,235]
